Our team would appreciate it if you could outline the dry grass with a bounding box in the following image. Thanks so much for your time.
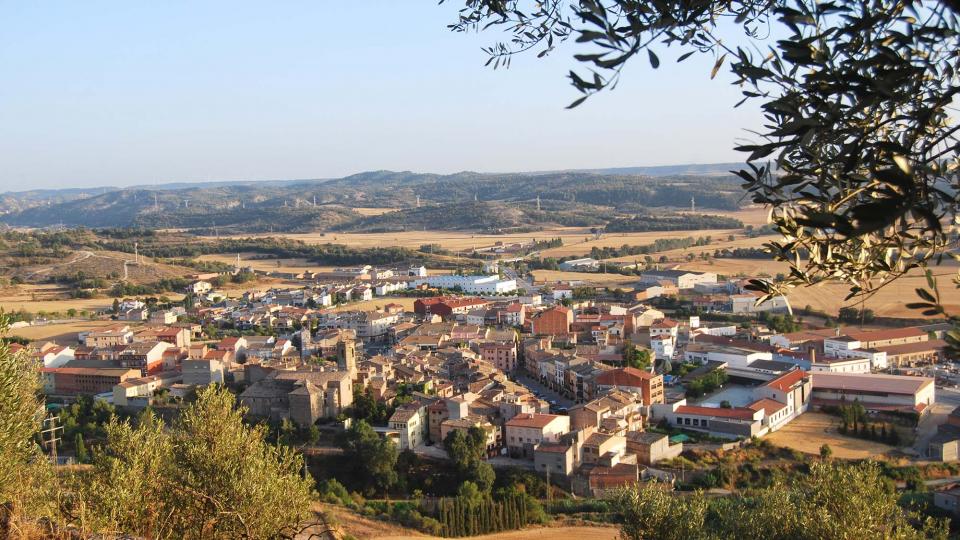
[766,412,895,459]
[331,297,418,313]
[531,270,638,288]
[8,320,121,343]
[672,259,960,318]
[353,207,397,216]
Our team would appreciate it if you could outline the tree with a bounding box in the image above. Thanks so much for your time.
[623,342,652,370]
[0,319,55,535]
[74,433,89,464]
[339,419,398,496]
[446,0,960,309]
[819,444,832,461]
[77,387,313,539]
[111,298,120,314]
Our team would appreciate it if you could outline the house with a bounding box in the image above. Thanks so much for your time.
[534,442,577,476]
[182,358,226,386]
[113,372,182,408]
[389,402,429,450]
[531,306,573,335]
[478,341,518,372]
[505,413,571,458]
[934,486,960,515]
[189,281,213,295]
[581,432,627,465]
[593,367,665,406]
[569,391,644,434]
[625,431,683,465]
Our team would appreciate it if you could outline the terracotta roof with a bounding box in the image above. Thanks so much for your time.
[845,327,926,342]
[675,405,758,421]
[747,398,787,414]
[595,367,656,387]
[874,339,946,356]
[506,413,563,429]
[810,372,933,395]
[766,369,807,392]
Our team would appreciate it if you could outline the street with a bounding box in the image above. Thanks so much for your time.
[514,373,574,409]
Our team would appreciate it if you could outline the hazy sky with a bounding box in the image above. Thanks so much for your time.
[0,1,764,191]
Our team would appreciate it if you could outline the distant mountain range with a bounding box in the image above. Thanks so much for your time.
[0,164,749,233]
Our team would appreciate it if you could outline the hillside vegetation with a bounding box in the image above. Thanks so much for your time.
[2,170,746,233]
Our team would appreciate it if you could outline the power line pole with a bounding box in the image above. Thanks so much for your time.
[41,415,62,465]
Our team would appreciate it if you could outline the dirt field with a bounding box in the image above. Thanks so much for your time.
[353,207,397,216]
[671,259,960,318]
[7,320,120,344]
[531,270,639,288]
[766,412,895,459]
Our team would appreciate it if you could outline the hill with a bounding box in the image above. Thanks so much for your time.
[1,169,748,232]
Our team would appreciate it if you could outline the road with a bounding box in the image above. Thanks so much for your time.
[503,267,537,295]
[514,373,574,409]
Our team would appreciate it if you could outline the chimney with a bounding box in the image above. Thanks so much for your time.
[835,327,840,337]
[809,348,816,363]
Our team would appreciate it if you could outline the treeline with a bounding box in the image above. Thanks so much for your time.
[590,236,713,260]
[99,236,419,266]
[604,213,742,233]
[435,491,536,537]
[110,277,190,297]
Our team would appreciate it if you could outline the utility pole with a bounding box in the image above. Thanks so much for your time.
[41,415,62,465]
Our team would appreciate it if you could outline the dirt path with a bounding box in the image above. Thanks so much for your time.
[23,250,93,280]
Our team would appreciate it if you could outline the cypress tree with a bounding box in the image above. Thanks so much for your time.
[75,433,89,464]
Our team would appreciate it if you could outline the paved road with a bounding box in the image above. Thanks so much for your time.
[514,373,574,409]
[503,267,537,295]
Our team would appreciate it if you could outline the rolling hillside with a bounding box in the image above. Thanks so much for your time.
[1,168,749,232]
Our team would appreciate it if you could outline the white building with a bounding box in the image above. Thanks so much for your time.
[639,269,717,289]
[415,275,517,294]
[559,258,600,271]
[650,335,675,360]
[730,294,790,314]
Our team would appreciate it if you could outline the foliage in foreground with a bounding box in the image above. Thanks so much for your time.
[614,461,947,540]
[68,386,314,539]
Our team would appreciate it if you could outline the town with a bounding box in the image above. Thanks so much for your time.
[13,253,960,510]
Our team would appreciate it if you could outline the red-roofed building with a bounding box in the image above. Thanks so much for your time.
[532,306,573,336]
[594,367,664,405]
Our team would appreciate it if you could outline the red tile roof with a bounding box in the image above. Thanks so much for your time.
[675,405,758,421]
[595,367,656,387]
[747,398,787,415]
[506,413,562,429]
[766,369,806,392]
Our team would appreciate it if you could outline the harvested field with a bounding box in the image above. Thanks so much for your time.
[7,320,120,343]
[673,259,960,319]
[766,412,895,459]
[353,207,397,216]
[531,270,638,288]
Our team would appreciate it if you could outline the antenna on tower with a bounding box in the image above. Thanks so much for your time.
[690,195,695,213]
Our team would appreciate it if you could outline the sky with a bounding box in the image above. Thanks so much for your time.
[0,1,765,191]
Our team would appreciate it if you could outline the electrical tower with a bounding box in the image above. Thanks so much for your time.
[41,415,63,465]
